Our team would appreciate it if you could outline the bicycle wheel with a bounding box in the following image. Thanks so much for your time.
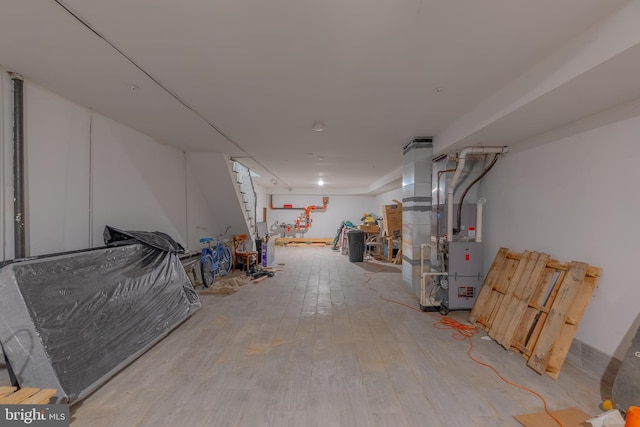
[201,254,215,287]
[218,246,232,276]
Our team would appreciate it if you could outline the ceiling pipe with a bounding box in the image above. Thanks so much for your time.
[447,146,508,242]
[454,153,500,235]
[475,198,487,243]
[435,168,457,242]
[10,73,26,258]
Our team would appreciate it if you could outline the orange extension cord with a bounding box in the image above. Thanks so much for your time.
[362,268,565,427]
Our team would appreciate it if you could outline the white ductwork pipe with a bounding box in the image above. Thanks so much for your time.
[447,146,508,241]
[475,198,487,243]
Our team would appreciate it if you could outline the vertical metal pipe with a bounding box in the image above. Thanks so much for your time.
[89,112,94,248]
[10,73,25,259]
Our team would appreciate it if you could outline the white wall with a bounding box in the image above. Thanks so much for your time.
[185,154,221,252]
[255,183,268,224]
[479,103,640,359]
[257,189,404,239]
[375,187,403,211]
[266,194,377,237]
[1,79,221,259]
[185,152,250,250]
[255,186,403,239]
[91,114,188,248]
[25,84,91,256]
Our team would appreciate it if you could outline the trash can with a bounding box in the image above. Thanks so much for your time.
[347,230,365,262]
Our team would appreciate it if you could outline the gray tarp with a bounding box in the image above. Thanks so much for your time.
[0,232,200,404]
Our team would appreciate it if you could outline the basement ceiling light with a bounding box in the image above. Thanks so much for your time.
[312,122,326,132]
[317,179,325,186]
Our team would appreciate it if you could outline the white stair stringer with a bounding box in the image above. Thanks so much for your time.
[231,160,257,238]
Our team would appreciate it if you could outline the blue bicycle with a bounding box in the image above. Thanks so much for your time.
[199,226,232,287]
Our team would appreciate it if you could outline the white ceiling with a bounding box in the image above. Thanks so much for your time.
[0,0,631,193]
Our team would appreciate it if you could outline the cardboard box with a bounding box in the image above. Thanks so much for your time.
[382,200,402,238]
[358,224,380,233]
[513,407,591,427]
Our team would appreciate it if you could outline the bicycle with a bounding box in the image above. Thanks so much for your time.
[199,225,232,287]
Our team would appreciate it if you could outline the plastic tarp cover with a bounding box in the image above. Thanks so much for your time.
[0,242,200,404]
[103,225,185,253]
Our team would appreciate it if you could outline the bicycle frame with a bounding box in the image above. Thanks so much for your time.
[199,226,232,287]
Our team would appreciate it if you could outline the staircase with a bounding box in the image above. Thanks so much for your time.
[232,160,257,238]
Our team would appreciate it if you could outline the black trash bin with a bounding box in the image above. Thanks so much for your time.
[347,229,365,262]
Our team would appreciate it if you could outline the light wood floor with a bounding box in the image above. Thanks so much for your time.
[67,246,605,426]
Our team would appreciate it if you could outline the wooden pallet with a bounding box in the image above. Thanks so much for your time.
[468,248,602,378]
[275,238,333,246]
[0,386,57,404]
